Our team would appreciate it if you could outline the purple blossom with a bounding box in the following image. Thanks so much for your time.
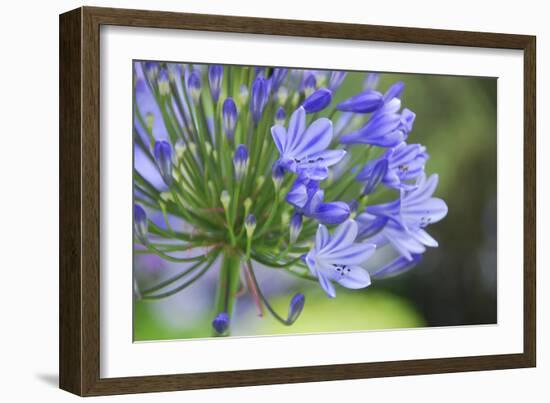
[271,106,346,180]
[357,142,429,190]
[304,220,376,298]
[340,108,416,147]
[363,173,448,260]
[285,177,350,225]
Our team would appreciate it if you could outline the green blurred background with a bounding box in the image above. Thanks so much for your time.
[134,68,497,341]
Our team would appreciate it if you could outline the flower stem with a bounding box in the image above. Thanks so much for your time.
[213,251,242,336]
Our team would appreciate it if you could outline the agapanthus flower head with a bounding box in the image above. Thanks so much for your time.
[272,106,345,180]
[208,65,223,103]
[222,97,238,142]
[302,88,332,113]
[154,140,173,185]
[304,220,375,298]
[133,62,448,336]
[212,312,230,334]
[133,204,148,244]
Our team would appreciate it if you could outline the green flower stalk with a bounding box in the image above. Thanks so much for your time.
[133,63,448,336]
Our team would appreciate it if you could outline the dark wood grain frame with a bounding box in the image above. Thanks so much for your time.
[59,6,536,396]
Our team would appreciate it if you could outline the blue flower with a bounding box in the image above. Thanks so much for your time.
[304,220,376,298]
[336,89,384,113]
[212,312,229,334]
[250,76,268,124]
[154,140,173,185]
[271,106,346,180]
[286,177,350,225]
[340,108,416,147]
[365,173,448,260]
[357,142,428,190]
[222,97,238,142]
[208,65,223,102]
[233,144,249,181]
[302,88,332,113]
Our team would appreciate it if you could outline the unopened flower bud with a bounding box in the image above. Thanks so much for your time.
[245,214,257,238]
[233,144,249,181]
[212,312,229,334]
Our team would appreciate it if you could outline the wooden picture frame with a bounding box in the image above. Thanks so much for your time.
[59,6,536,396]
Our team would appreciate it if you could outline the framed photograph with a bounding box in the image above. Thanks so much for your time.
[59,6,536,396]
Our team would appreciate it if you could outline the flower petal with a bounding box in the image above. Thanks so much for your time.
[285,107,306,152]
[271,125,286,154]
[317,271,336,298]
[292,117,333,158]
[325,243,376,266]
[323,220,358,252]
[315,224,330,250]
[309,149,347,167]
[313,202,351,225]
[285,183,308,208]
[373,254,422,278]
[336,266,372,289]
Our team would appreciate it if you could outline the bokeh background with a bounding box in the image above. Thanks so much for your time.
[134,67,497,341]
